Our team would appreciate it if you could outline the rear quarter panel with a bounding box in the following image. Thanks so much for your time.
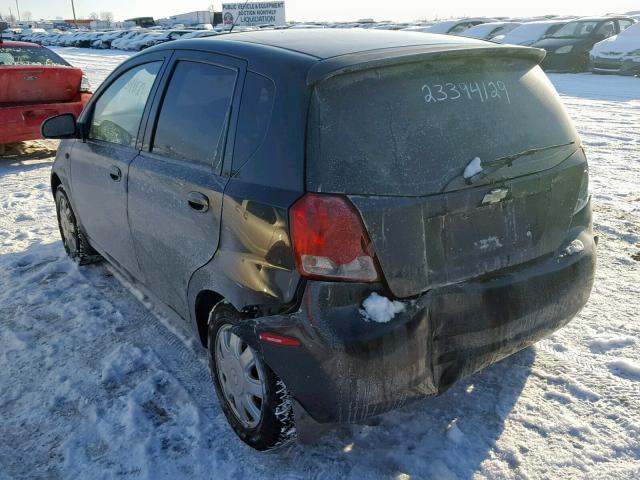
[187,55,313,322]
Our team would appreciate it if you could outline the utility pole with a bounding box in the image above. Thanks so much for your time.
[14,0,20,21]
[70,0,78,28]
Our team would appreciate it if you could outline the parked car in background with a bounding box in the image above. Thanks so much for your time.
[493,20,570,45]
[111,30,143,49]
[0,41,91,153]
[179,30,219,39]
[17,28,46,40]
[124,31,169,50]
[458,21,521,40]
[92,31,126,49]
[533,16,636,72]
[412,18,497,34]
[43,29,595,450]
[590,22,640,75]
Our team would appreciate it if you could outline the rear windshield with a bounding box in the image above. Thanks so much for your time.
[306,56,579,196]
[0,46,69,66]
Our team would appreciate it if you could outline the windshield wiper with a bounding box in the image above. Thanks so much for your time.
[465,141,576,185]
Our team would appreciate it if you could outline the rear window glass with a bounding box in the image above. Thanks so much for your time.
[152,60,236,171]
[233,72,275,171]
[0,47,68,66]
[307,57,579,196]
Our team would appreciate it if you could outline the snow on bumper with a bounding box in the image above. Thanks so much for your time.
[235,230,596,424]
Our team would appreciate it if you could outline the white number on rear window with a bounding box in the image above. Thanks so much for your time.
[421,80,511,105]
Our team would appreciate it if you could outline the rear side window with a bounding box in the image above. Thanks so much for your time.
[618,20,634,31]
[0,46,68,66]
[89,62,161,147]
[595,21,616,38]
[151,60,236,171]
[233,72,275,171]
[307,57,579,196]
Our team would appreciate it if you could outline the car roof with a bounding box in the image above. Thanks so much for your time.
[184,28,486,60]
[568,16,633,22]
[0,40,41,48]
[145,28,543,86]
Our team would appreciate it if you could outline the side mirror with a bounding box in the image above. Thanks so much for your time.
[41,113,78,139]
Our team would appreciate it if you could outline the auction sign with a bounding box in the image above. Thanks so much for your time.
[222,2,286,27]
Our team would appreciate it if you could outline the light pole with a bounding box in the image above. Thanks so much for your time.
[14,0,20,21]
[70,0,78,28]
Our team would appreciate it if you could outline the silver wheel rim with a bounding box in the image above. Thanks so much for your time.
[58,195,78,253]
[215,325,265,428]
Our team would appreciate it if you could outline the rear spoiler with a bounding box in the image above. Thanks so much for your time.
[307,44,546,86]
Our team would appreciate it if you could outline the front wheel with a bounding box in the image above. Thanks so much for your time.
[208,303,296,450]
[55,186,101,264]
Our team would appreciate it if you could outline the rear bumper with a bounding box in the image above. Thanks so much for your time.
[0,95,90,144]
[236,221,596,424]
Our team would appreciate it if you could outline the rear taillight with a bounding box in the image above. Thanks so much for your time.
[289,193,380,282]
[574,167,590,214]
[79,74,91,93]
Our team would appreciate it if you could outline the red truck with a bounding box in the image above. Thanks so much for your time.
[0,40,91,153]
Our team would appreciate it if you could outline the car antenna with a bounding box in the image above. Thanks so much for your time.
[229,0,250,33]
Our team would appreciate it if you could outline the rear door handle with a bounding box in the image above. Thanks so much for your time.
[187,191,209,212]
[109,165,122,182]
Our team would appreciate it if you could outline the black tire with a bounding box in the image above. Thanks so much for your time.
[54,186,101,265]
[208,302,296,451]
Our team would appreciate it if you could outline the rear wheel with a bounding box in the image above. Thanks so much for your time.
[55,186,101,264]
[208,303,296,450]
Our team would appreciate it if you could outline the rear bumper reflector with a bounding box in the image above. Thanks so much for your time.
[258,332,301,347]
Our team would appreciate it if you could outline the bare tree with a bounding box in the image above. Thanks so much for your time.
[6,13,16,23]
[88,12,99,20]
[99,11,114,23]
[22,11,32,21]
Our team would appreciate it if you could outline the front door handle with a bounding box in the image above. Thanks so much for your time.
[109,165,122,182]
[187,191,209,212]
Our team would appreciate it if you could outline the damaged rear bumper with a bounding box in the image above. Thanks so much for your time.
[235,228,596,424]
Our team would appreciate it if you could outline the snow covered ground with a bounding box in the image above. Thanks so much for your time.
[1,49,639,479]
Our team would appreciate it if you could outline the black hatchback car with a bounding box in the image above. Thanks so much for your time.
[533,16,636,72]
[43,29,596,450]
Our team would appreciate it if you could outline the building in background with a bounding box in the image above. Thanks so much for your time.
[124,17,156,28]
[64,19,92,28]
[157,10,222,27]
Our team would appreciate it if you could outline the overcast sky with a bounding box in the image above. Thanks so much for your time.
[2,0,639,23]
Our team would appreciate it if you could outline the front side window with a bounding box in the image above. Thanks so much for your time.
[89,62,161,147]
[151,60,236,170]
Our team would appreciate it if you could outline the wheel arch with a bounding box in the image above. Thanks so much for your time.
[51,172,62,197]
[194,289,225,347]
